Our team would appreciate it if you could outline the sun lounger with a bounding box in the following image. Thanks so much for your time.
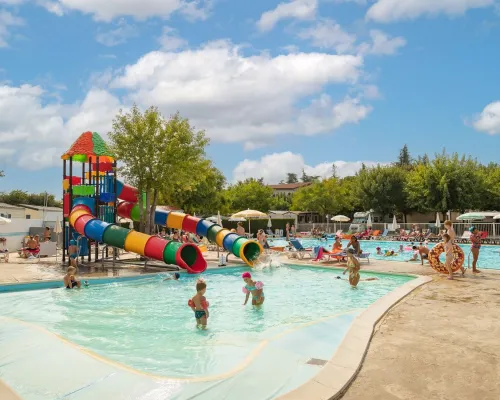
[369,230,381,240]
[458,231,471,243]
[289,239,314,259]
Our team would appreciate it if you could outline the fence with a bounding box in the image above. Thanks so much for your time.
[0,219,44,252]
[297,222,500,238]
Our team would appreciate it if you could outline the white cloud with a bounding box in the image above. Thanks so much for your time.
[111,40,366,148]
[470,101,500,135]
[0,84,121,169]
[366,0,494,23]
[232,151,381,183]
[42,0,210,22]
[158,26,188,51]
[95,18,137,46]
[298,19,356,54]
[0,10,23,48]
[257,0,317,32]
[358,30,406,55]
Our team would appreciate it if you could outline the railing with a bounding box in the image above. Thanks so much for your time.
[297,222,500,238]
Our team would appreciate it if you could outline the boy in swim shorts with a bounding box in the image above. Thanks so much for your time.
[188,279,209,329]
[68,240,78,269]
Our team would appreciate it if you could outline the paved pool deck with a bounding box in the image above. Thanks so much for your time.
[1,251,499,399]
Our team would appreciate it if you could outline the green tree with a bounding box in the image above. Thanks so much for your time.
[396,144,412,168]
[475,163,500,211]
[225,178,274,212]
[301,169,320,183]
[270,193,292,210]
[331,164,338,179]
[109,105,210,233]
[0,190,29,205]
[292,178,346,216]
[286,173,298,184]
[405,152,483,215]
[357,165,410,219]
[170,165,227,215]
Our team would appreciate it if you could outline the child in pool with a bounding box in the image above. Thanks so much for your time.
[343,249,360,288]
[376,247,382,255]
[384,250,398,257]
[242,272,265,306]
[188,279,209,328]
[63,266,81,289]
[443,234,455,280]
[68,240,78,269]
[407,246,419,262]
[399,244,404,253]
[164,272,180,281]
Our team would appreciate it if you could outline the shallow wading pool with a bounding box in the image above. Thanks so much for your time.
[0,266,414,399]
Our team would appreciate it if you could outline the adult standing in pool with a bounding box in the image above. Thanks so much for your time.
[285,222,290,240]
[469,227,482,273]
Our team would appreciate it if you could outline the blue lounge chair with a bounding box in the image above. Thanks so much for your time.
[289,239,314,259]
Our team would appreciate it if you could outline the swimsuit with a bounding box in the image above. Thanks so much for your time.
[70,253,77,259]
[188,299,209,320]
[245,285,264,302]
[66,280,78,289]
[471,234,481,249]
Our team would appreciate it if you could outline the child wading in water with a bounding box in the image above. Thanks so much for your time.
[242,272,264,306]
[63,266,81,289]
[343,249,360,288]
[188,279,209,329]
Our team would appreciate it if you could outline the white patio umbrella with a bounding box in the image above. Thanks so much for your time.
[217,211,222,226]
[229,217,246,222]
[0,216,12,225]
[331,215,350,234]
[435,212,441,229]
[267,216,272,228]
[331,215,350,222]
[366,213,373,228]
[390,215,397,231]
[494,214,500,220]
[456,213,485,221]
[231,209,268,235]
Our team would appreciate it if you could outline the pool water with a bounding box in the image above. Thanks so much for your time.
[269,238,500,269]
[0,266,413,378]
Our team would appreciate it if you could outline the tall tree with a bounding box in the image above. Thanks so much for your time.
[169,165,227,215]
[356,165,410,219]
[331,163,338,179]
[405,152,482,214]
[292,178,347,216]
[286,173,298,184]
[396,144,412,167]
[109,106,210,233]
[301,169,320,183]
[225,178,274,212]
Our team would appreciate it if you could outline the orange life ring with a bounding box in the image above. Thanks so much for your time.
[428,242,464,274]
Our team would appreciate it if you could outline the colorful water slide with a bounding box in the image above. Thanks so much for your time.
[114,180,263,266]
[68,201,207,274]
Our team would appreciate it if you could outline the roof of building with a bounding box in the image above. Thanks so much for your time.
[268,182,312,190]
[0,202,25,210]
[269,210,319,215]
[19,204,63,212]
[156,205,183,212]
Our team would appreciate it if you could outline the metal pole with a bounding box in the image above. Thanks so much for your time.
[95,157,100,262]
[62,159,67,264]
[88,157,92,263]
[69,157,73,266]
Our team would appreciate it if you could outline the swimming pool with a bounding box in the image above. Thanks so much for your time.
[0,266,413,397]
[270,238,500,269]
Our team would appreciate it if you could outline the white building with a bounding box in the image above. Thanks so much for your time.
[0,203,26,219]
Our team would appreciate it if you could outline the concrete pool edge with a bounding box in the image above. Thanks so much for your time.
[276,274,432,400]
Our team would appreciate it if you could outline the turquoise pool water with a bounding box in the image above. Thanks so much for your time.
[0,266,413,378]
[270,238,500,269]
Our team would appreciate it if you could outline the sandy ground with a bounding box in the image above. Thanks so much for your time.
[1,250,500,399]
[341,269,500,400]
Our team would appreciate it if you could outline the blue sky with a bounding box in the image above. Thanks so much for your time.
[1,0,500,198]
